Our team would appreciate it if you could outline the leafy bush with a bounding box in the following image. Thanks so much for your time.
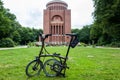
[97,36,107,46]
[109,42,120,47]
[0,38,15,47]
[27,41,35,47]
[80,42,87,47]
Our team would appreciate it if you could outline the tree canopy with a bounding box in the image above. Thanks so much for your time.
[91,0,120,46]
[0,0,43,47]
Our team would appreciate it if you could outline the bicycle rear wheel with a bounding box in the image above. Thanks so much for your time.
[25,60,43,77]
[43,59,62,77]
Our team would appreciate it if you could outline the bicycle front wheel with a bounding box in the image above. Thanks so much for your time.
[25,60,43,77]
[43,59,62,77]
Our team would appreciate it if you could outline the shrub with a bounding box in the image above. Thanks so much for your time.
[110,42,120,47]
[27,41,35,47]
[0,38,15,47]
[97,36,106,46]
[80,42,87,47]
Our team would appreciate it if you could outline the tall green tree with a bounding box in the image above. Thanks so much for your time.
[0,1,11,39]
[79,25,91,44]
[0,0,43,47]
[92,0,120,45]
[0,0,20,39]
[72,25,92,44]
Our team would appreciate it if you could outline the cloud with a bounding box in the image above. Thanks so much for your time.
[67,0,94,28]
[20,8,42,28]
[3,0,94,29]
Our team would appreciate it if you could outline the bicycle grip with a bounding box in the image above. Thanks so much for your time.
[45,34,52,38]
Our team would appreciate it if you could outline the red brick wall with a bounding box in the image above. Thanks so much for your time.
[43,1,71,44]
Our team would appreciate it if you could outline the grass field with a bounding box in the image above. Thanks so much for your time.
[0,46,120,80]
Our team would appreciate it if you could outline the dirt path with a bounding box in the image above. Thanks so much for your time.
[0,46,27,50]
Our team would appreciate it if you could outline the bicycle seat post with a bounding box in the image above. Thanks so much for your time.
[64,33,78,64]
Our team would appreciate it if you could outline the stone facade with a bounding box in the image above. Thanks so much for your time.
[43,0,71,45]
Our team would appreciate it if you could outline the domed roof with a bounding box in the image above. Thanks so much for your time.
[47,0,68,6]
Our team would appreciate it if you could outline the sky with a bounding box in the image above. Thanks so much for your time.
[3,0,94,29]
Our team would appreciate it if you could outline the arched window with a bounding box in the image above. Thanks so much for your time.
[52,15,62,21]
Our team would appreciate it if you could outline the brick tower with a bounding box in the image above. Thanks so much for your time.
[43,0,71,45]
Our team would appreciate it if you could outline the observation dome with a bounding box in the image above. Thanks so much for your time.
[46,0,68,10]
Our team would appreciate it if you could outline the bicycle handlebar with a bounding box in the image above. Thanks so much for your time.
[39,33,77,40]
[65,33,77,37]
[39,33,52,40]
[45,34,52,38]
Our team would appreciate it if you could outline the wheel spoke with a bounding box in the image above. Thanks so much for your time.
[26,60,43,77]
[43,59,62,77]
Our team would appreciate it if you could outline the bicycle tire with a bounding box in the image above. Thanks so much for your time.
[43,59,62,77]
[25,60,43,77]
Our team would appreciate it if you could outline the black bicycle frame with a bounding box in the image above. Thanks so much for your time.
[38,33,78,65]
[26,33,78,77]
[63,36,74,64]
[38,36,45,58]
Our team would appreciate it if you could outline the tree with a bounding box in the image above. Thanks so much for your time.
[79,25,91,44]
[0,0,43,47]
[0,0,20,39]
[90,24,102,43]
[92,0,120,45]
[11,31,21,44]
[0,38,15,47]
[32,28,43,41]
[72,25,92,44]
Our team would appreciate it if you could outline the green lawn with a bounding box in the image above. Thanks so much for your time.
[0,47,120,80]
